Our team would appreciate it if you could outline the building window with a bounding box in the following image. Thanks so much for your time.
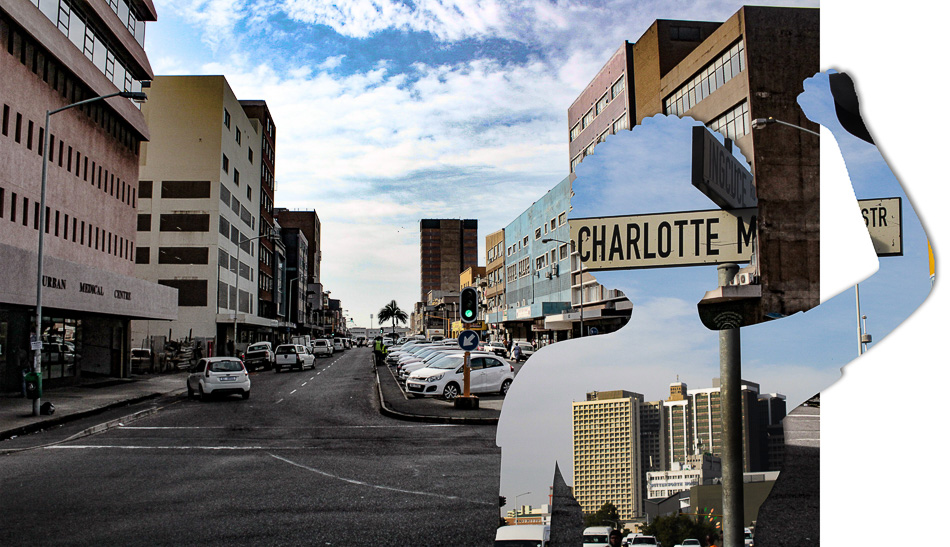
[233,169,240,186]
[158,247,209,265]
[159,279,208,307]
[535,227,541,240]
[224,109,231,128]
[582,109,594,129]
[135,246,149,264]
[235,127,241,145]
[570,123,581,141]
[664,40,745,117]
[161,181,211,199]
[559,212,567,226]
[222,154,229,174]
[571,154,583,172]
[159,213,210,232]
[612,115,628,133]
[707,101,751,141]
[611,76,624,99]
[670,25,701,41]
[137,214,150,231]
[596,93,609,115]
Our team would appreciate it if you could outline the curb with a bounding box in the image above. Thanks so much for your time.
[0,390,182,442]
[373,365,498,425]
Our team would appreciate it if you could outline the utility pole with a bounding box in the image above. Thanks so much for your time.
[718,263,743,547]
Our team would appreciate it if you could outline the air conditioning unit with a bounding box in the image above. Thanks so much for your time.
[733,272,759,286]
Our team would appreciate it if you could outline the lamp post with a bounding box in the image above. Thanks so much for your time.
[542,238,584,338]
[32,91,146,416]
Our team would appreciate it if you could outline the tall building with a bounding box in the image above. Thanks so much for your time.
[0,0,177,390]
[238,101,278,323]
[419,218,478,301]
[273,208,321,335]
[572,390,644,521]
[569,6,820,323]
[484,228,506,341]
[132,76,272,356]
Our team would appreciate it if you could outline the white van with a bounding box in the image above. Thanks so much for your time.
[583,526,613,546]
[495,524,549,546]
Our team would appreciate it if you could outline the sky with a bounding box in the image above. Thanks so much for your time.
[143,1,950,542]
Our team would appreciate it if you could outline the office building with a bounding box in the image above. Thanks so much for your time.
[419,218,478,301]
[131,75,273,356]
[273,208,321,335]
[572,390,644,521]
[646,453,721,499]
[499,176,572,343]
[569,6,820,323]
[0,0,177,390]
[484,228,506,341]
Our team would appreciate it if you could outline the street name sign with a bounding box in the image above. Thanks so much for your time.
[458,330,480,352]
[692,126,757,209]
[570,208,757,271]
[858,197,902,256]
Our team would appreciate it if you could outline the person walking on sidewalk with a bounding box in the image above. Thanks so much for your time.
[373,337,386,369]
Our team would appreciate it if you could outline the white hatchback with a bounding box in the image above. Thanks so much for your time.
[406,354,515,400]
[187,357,250,400]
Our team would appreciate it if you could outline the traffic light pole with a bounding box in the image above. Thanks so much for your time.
[718,263,744,547]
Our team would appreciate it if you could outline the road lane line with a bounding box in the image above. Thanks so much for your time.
[301,382,307,386]
[268,453,494,506]
[290,390,297,395]
[275,398,284,404]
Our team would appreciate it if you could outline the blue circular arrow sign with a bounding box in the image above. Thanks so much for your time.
[458,330,480,352]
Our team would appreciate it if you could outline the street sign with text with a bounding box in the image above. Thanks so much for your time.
[858,197,902,257]
[692,126,757,209]
[571,208,757,271]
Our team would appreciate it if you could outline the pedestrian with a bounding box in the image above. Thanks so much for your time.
[193,342,203,363]
[608,529,623,547]
[373,336,384,369]
[512,343,522,362]
[226,338,234,357]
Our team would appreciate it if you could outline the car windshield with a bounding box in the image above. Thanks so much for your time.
[275,345,296,354]
[208,360,243,372]
[248,344,267,350]
[631,538,656,544]
[131,349,150,357]
[428,356,464,370]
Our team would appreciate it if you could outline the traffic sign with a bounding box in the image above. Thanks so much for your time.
[858,197,902,256]
[692,126,757,209]
[458,330,479,352]
[570,208,757,271]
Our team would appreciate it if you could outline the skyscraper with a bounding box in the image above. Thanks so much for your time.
[419,219,478,301]
[572,390,644,521]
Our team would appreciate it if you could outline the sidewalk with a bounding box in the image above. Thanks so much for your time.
[0,372,187,441]
[374,361,502,425]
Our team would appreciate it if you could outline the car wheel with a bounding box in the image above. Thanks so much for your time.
[187,382,194,398]
[275,365,281,373]
[198,384,208,402]
[242,390,250,400]
[500,379,512,396]
[442,382,460,400]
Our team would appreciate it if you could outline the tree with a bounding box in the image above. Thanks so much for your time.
[377,300,408,335]
[583,502,621,528]
[640,513,719,547]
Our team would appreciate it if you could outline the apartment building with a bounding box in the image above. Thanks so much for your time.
[131,76,272,356]
[569,6,820,324]
[273,208,321,335]
[484,228,506,341]
[572,390,644,521]
[419,218,478,301]
[0,0,176,390]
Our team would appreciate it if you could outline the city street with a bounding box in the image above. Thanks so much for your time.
[0,348,502,545]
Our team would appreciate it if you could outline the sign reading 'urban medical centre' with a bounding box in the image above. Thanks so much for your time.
[570,208,757,271]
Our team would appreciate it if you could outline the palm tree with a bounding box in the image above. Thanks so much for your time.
[377,300,408,336]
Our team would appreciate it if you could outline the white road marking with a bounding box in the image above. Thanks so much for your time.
[301,382,307,386]
[275,399,284,404]
[117,424,460,430]
[268,453,494,505]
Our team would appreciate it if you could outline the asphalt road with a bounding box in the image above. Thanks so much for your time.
[0,348,502,546]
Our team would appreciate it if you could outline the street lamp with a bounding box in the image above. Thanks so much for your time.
[32,90,147,416]
[542,237,584,338]
[751,116,820,137]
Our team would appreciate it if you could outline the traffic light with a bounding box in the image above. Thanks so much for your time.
[460,287,478,324]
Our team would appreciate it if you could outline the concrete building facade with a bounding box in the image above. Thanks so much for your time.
[0,0,177,390]
[419,218,478,302]
[273,208,321,335]
[131,76,272,356]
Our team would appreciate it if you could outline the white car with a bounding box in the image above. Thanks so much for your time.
[187,357,250,400]
[311,339,333,358]
[406,353,514,399]
[274,344,315,372]
[674,540,700,547]
[332,338,345,352]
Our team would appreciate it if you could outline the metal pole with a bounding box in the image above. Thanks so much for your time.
[234,238,241,354]
[32,111,52,416]
[577,242,584,338]
[855,284,863,356]
[718,263,743,547]
[463,350,471,397]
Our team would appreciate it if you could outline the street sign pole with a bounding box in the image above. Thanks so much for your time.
[718,263,744,547]
[456,328,480,409]
[463,351,471,397]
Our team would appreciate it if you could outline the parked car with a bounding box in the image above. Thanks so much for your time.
[629,535,659,546]
[311,339,333,358]
[509,341,535,362]
[241,341,275,371]
[673,540,700,547]
[405,353,514,399]
[582,527,613,547]
[495,524,549,546]
[274,344,315,372]
[483,342,508,357]
[330,338,344,352]
[186,357,250,400]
